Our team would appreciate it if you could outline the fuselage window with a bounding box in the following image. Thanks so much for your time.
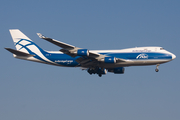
[160,48,164,50]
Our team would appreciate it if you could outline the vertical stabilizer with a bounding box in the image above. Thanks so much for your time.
[8,29,56,64]
[9,29,47,55]
[10,29,32,53]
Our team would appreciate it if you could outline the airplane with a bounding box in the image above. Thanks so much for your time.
[5,29,176,77]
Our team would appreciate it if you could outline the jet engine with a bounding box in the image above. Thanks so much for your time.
[108,67,125,74]
[102,57,117,63]
[77,49,89,56]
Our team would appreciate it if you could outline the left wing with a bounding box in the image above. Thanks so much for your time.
[37,33,126,67]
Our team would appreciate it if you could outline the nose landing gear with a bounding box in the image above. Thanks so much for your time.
[155,64,159,72]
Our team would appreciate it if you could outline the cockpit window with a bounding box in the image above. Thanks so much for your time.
[160,48,164,50]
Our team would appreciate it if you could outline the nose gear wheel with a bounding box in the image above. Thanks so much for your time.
[155,64,159,72]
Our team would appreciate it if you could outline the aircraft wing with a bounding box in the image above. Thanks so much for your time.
[37,33,100,57]
[37,33,75,49]
[37,33,126,66]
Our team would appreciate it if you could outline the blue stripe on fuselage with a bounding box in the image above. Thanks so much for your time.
[102,52,172,60]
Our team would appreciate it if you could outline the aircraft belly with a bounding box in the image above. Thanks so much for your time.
[101,59,171,68]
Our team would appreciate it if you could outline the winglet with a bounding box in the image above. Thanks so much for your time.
[37,33,46,39]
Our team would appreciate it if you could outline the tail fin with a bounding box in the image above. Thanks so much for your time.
[8,29,57,64]
[9,29,46,55]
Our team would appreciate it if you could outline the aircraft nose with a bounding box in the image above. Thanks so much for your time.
[172,53,176,60]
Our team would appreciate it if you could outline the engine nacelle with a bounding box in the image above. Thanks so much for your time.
[97,68,107,75]
[104,57,116,63]
[77,49,89,56]
[108,67,125,74]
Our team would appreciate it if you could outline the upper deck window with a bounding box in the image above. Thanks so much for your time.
[160,48,164,50]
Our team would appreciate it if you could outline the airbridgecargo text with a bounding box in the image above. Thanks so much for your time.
[55,60,73,63]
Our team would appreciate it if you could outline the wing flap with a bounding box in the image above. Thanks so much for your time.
[116,58,126,62]
[59,48,77,57]
[89,52,100,57]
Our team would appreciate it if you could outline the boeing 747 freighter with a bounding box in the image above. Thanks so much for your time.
[5,29,176,77]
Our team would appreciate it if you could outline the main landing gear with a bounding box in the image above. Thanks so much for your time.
[155,64,159,72]
[87,67,106,77]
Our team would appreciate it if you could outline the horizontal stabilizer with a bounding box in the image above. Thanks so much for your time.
[5,48,34,57]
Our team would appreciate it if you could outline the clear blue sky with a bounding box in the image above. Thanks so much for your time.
[1,0,180,120]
